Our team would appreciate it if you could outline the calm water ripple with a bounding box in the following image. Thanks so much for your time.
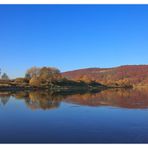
[0,88,148,143]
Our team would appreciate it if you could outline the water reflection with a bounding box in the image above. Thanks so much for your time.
[65,88,148,109]
[1,88,148,110]
[13,91,63,110]
[0,92,10,106]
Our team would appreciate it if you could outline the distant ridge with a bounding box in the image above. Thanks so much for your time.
[62,65,148,86]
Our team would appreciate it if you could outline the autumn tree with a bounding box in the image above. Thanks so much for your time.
[27,66,62,86]
[39,67,61,82]
[29,76,42,87]
[25,67,40,79]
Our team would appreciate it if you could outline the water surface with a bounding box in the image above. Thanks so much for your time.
[0,88,148,143]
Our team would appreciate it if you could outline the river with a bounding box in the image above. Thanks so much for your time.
[0,88,148,143]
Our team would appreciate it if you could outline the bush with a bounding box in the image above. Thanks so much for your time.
[29,76,42,87]
[14,78,29,84]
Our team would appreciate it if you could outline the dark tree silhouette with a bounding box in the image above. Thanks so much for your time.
[1,73,9,80]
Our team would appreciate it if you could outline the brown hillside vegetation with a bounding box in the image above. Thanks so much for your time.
[62,65,148,86]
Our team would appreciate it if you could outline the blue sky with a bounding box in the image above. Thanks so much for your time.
[0,5,148,78]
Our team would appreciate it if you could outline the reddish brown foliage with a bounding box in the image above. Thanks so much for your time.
[62,65,148,86]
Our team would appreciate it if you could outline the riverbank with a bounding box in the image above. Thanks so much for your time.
[0,79,108,93]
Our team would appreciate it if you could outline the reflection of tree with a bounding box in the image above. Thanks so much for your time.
[0,92,11,106]
[0,91,64,110]
[0,96,10,105]
[13,91,64,110]
[26,91,62,110]
[13,91,29,99]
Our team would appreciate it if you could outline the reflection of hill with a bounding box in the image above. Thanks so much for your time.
[1,88,148,109]
[64,88,148,109]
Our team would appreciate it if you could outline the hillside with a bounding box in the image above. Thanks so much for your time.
[62,65,148,86]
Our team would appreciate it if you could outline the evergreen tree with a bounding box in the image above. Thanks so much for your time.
[1,73,9,80]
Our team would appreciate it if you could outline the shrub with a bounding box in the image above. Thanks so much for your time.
[14,78,29,84]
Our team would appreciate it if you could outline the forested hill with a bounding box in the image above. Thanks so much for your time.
[62,65,148,86]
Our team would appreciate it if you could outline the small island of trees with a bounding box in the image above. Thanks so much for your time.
[0,66,107,92]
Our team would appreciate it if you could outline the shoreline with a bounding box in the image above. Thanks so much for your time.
[0,85,107,92]
[0,78,133,93]
[0,85,132,93]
